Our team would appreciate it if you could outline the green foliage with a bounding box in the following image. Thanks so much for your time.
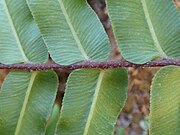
[0,0,179,135]
[0,71,58,135]
[150,66,180,135]
[107,0,180,64]
[45,103,60,135]
[116,127,125,135]
[57,69,128,134]
[26,0,110,65]
[0,0,48,64]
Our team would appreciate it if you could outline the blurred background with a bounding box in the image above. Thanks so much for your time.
[0,0,179,135]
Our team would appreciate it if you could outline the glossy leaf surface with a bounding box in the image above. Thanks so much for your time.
[27,0,110,65]
[0,0,48,64]
[57,69,128,135]
[0,71,58,135]
[107,0,180,64]
[150,66,180,135]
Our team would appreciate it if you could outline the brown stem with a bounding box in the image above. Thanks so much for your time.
[0,59,179,71]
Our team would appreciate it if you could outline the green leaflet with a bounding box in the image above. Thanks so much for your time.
[116,127,125,135]
[150,66,180,135]
[0,71,58,135]
[106,0,180,64]
[45,103,60,135]
[0,0,48,64]
[26,0,110,65]
[56,69,128,135]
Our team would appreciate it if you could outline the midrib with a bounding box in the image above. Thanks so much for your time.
[141,0,167,57]
[58,0,89,60]
[14,72,38,135]
[83,71,105,135]
[2,0,29,62]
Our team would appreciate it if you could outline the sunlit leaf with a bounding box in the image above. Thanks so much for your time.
[150,66,180,135]
[107,0,180,64]
[56,68,128,135]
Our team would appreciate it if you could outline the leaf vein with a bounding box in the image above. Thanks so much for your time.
[83,71,104,135]
[58,0,89,60]
[2,0,29,62]
[14,72,38,135]
[141,0,167,57]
